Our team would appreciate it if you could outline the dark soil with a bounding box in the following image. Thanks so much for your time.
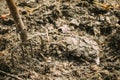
[0,0,120,80]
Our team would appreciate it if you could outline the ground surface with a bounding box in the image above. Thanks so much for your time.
[0,0,120,80]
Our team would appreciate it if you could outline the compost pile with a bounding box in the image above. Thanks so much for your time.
[0,0,120,80]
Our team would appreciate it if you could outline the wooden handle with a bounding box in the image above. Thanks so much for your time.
[6,0,27,42]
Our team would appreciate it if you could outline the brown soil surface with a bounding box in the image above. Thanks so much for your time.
[0,0,120,80]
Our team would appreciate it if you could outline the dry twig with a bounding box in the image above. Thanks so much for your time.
[0,70,23,80]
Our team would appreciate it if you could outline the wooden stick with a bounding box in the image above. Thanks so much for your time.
[5,0,27,42]
[0,70,23,80]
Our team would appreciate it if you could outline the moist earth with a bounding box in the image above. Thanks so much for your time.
[0,0,120,80]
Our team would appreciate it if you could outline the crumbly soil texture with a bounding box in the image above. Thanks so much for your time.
[0,0,120,80]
